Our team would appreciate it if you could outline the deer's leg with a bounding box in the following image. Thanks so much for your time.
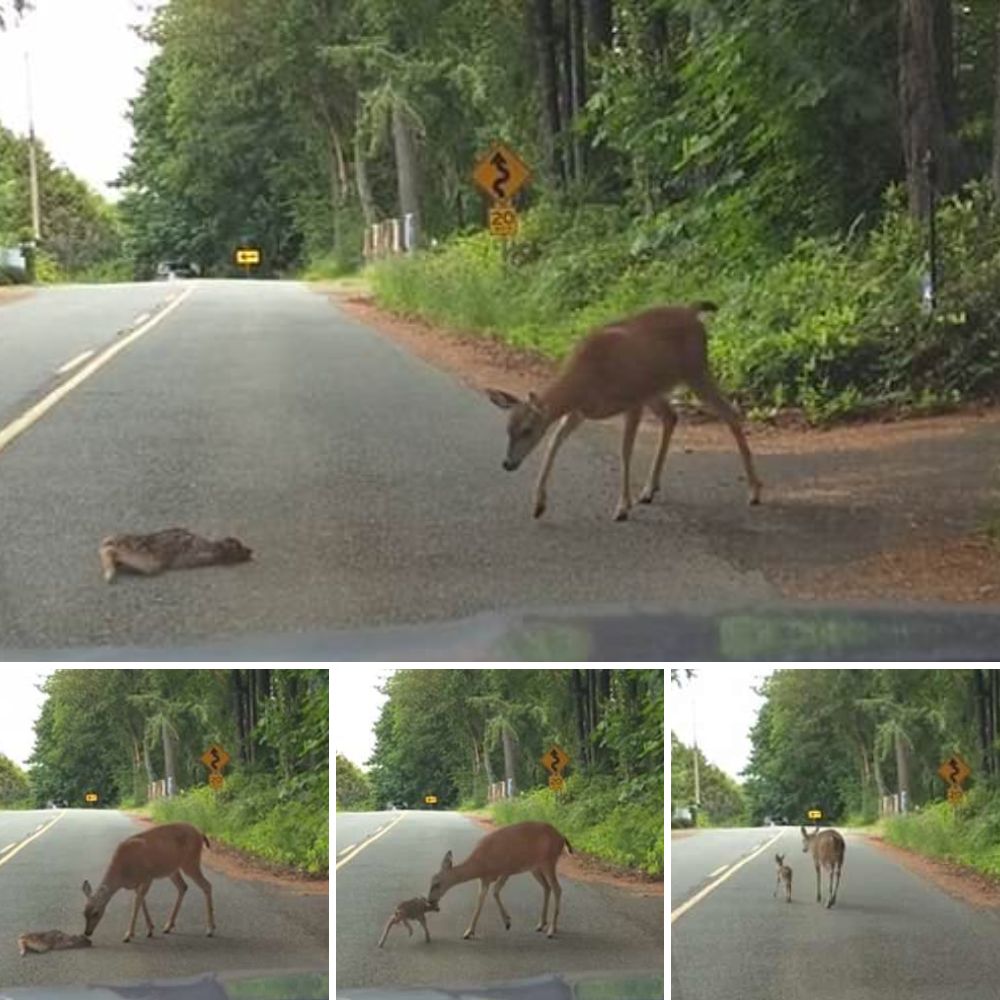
[827,864,840,909]
[690,376,762,505]
[533,412,583,519]
[113,549,166,576]
[639,397,678,504]
[403,918,413,937]
[532,870,551,932]
[99,543,118,583]
[141,896,154,937]
[815,864,822,904]
[545,868,562,939]
[182,862,215,937]
[614,406,642,521]
[463,878,492,939]
[773,873,779,899]
[162,871,187,933]
[378,915,397,948]
[492,874,512,930]
[417,913,431,943]
[124,881,152,942]
[831,862,843,907]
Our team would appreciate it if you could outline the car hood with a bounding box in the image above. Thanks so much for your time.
[3,602,1000,660]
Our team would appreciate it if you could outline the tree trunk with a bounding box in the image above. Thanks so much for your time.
[992,3,1000,199]
[501,725,518,796]
[162,718,177,798]
[568,0,587,183]
[873,745,887,798]
[898,0,950,219]
[391,97,421,249]
[894,731,911,813]
[975,669,991,778]
[354,114,377,228]
[571,670,587,765]
[583,0,613,54]
[529,0,566,185]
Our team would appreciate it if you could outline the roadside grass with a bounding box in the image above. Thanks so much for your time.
[148,773,328,875]
[488,775,663,876]
[881,788,1000,878]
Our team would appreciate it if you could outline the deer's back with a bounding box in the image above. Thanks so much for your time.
[111,822,205,885]
[558,307,710,418]
[814,830,846,865]
[466,821,567,877]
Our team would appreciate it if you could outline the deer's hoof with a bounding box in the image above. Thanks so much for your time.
[639,490,656,505]
[535,923,547,933]
[504,919,511,930]
[462,930,475,940]
[206,929,215,938]
[748,485,763,506]
[613,508,629,522]
[533,500,546,519]
[122,936,132,944]
[546,930,557,939]
[163,926,172,934]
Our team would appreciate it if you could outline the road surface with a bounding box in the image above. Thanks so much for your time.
[672,825,1000,1000]
[0,808,327,989]
[336,810,663,990]
[0,280,771,653]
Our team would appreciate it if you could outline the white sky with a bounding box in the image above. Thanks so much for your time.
[0,666,54,768]
[333,668,395,770]
[0,1,155,199]
[671,668,773,781]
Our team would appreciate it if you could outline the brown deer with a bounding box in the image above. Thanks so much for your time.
[18,930,92,956]
[99,528,252,583]
[800,824,845,908]
[427,821,572,940]
[486,302,762,521]
[82,822,215,942]
[773,853,793,903]
[377,896,438,948]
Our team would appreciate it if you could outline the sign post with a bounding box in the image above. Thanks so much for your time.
[938,753,971,806]
[234,247,261,277]
[472,143,531,244]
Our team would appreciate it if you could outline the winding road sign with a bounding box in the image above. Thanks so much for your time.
[473,143,531,202]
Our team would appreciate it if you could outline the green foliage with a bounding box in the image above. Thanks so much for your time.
[336,754,373,811]
[150,772,328,874]
[671,733,746,826]
[0,754,30,808]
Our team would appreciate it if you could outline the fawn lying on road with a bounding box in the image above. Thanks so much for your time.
[100,528,252,583]
[18,930,92,956]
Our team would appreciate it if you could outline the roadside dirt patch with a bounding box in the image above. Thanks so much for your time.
[132,816,327,894]
[866,833,1000,909]
[467,815,663,897]
[0,286,32,306]
[328,290,1000,607]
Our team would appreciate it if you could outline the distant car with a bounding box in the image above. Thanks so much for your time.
[155,260,199,280]
[672,807,694,828]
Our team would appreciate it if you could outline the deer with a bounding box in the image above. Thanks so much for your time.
[427,821,572,940]
[81,822,215,942]
[800,824,845,909]
[377,896,439,948]
[486,302,762,521]
[18,930,92,956]
[773,853,793,903]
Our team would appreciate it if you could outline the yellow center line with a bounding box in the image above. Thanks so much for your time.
[336,812,406,871]
[0,285,195,459]
[671,829,785,924]
[0,812,66,869]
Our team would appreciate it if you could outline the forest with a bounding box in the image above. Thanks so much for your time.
[348,668,664,875]
[4,669,329,873]
[6,1,1000,417]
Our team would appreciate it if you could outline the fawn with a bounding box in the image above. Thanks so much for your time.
[773,853,792,903]
[378,896,438,948]
[18,930,92,956]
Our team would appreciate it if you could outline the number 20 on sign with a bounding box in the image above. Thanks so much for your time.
[489,203,518,239]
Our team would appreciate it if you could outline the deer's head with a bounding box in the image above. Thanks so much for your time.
[427,850,458,907]
[486,389,551,471]
[775,853,785,866]
[81,880,112,937]
[800,825,818,852]
[218,538,253,563]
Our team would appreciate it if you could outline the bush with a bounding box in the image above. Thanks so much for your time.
[371,181,1000,424]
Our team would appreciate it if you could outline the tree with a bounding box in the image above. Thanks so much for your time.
[336,754,372,810]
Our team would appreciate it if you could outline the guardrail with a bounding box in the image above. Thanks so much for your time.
[362,213,416,260]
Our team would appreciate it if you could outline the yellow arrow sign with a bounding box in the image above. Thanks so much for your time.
[84,792,99,803]
[424,795,438,805]
[472,143,531,202]
[201,744,231,772]
[235,247,261,265]
[937,754,971,787]
[807,809,823,820]
[540,745,571,775]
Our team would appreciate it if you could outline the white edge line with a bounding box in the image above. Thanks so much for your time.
[671,829,785,924]
[133,312,151,326]
[0,843,15,855]
[335,813,406,871]
[336,843,357,857]
[0,285,195,457]
[0,812,66,870]
[707,864,729,878]
[55,349,95,375]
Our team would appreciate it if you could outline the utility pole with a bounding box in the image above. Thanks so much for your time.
[692,699,701,823]
[24,49,41,242]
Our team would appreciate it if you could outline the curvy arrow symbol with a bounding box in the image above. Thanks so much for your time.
[490,152,511,199]
[950,758,960,781]
[211,748,220,767]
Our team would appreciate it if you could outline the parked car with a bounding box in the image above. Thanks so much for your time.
[155,260,199,279]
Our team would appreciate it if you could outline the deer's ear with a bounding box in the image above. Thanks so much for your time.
[800,826,807,837]
[441,850,454,870]
[486,388,521,410]
[82,880,93,898]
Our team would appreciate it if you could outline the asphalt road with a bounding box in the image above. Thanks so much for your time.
[0,280,771,653]
[672,825,1000,1000]
[0,809,327,989]
[335,810,663,990]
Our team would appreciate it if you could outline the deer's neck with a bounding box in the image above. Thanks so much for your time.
[445,857,482,890]
[539,376,577,423]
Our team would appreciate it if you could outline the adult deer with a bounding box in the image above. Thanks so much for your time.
[800,824,845,909]
[487,302,762,521]
[82,822,215,942]
[427,821,572,939]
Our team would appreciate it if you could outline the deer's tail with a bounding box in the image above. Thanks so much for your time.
[690,300,719,314]
[564,837,573,855]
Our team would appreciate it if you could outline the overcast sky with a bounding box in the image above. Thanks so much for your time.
[671,668,773,780]
[0,666,53,768]
[0,1,155,198]
[334,668,395,770]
